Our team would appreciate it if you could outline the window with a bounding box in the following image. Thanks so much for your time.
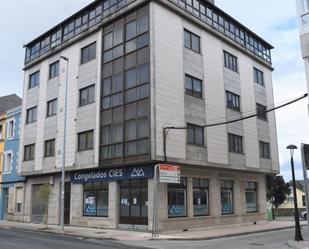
[185,75,202,98]
[29,71,40,89]
[260,141,270,159]
[24,144,35,161]
[302,195,306,207]
[287,196,294,204]
[78,130,94,151]
[245,181,258,213]
[49,61,59,79]
[83,182,108,217]
[254,68,264,86]
[7,120,14,138]
[45,139,55,157]
[226,91,240,111]
[15,187,23,213]
[193,178,209,216]
[302,0,309,13]
[79,85,95,106]
[81,42,96,64]
[168,178,187,218]
[184,29,200,53]
[224,51,238,72]
[228,133,243,153]
[26,106,37,124]
[4,153,12,172]
[47,99,57,117]
[220,180,234,214]
[256,103,267,121]
[187,123,204,146]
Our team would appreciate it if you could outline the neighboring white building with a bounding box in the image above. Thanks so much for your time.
[19,0,279,231]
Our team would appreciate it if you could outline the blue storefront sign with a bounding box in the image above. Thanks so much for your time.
[71,165,154,184]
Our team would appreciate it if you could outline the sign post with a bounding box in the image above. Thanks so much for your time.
[152,164,181,238]
[301,143,309,231]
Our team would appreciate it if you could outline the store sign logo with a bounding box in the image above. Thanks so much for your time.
[131,168,145,177]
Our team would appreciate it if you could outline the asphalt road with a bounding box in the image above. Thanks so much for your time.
[0,227,149,249]
[122,227,309,249]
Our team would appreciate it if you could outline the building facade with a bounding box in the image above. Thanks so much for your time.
[0,105,25,221]
[20,0,279,231]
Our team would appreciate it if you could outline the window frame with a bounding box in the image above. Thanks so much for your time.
[79,84,95,107]
[29,71,40,89]
[81,42,97,65]
[184,29,201,53]
[168,177,188,218]
[187,123,204,146]
[44,139,55,158]
[244,181,258,213]
[26,106,37,124]
[24,144,35,161]
[226,91,240,111]
[49,60,60,79]
[253,67,264,86]
[224,51,238,72]
[193,178,210,217]
[220,180,234,215]
[256,103,267,121]
[47,98,58,117]
[228,133,243,154]
[7,120,14,139]
[4,153,12,172]
[78,130,94,151]
[259,141,271,159]
[185,74,203,98]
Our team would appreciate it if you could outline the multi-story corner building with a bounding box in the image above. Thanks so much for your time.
[20,0,279,230]
[0,95,24,221]
[296,0,309,110]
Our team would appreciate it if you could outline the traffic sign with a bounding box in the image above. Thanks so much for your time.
[159,164,180,183]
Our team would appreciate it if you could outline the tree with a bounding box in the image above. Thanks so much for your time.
[266,175,290,219]
[38,184,53,230]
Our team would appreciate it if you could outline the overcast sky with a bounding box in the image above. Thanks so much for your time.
[0,0,308,181]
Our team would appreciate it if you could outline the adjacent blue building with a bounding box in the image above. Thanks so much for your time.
[0,106,25,221]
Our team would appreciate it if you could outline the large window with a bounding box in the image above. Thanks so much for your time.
[260,141,270,159]
[185,75,202,98]
[78,130,94,151]
[49,61,59,79]
[256,103,267,121]
[228,133,243,153]
[83,182,108,217]
[7,120,14,138]
[80,85,95,106]
[45,139,55,157]
[184,29,200,53]
[26,106,37,124]
[187,123,204,146]
[4,153,12,172]
[15,187,23,213]
[253,68,264,86]
[29,71,40,89]
[81,42,96,64]
[220,180,234,214]
[168,177,187,218]
[47,99,57,117]
[224,51,238,72]
[193,178,209,216]
[245,181,258,213]
[24,144,35,161]
[226,91,240,111]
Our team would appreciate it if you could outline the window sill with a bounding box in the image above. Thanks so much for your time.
[184,46,201,55]
[44,155,55,158]
[224,67,238,74]
[48,75,59,80]
[77,148,94,152]
[28,85,39,90]
[229,151,245,155]
[187,143,206,148]
[46,114,57,119]
[226,107,241,112]
[79,102,95,108]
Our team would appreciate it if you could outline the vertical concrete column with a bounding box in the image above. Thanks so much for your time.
[148,178,154,230]
[157,182,167,230]
[108,181,118,228]
[70,183,83,225]
[187,177,193,217]
[258,176,266,214]
[210,177,220,217]
[234,177,242,216]
[24,182,31,222]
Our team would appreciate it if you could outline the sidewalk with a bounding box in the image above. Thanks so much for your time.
[286,240,309,249]
[0,220,306,241]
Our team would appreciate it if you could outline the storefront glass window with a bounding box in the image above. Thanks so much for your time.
[245,181,258,213]
[168,177,187,218]
[83,182,108,217]
[193,178,209,216]
[220,180,234,215]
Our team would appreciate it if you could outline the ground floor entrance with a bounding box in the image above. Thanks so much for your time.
[1,188,9,220]
[119,179,148,225]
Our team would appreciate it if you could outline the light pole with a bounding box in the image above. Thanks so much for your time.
[287,144,303,241]
[60,56,69,232]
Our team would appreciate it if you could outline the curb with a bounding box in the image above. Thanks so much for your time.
[285,241,309,249]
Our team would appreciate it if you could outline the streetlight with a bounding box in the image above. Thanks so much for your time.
[60,56,69,232]
[287,144,303,241]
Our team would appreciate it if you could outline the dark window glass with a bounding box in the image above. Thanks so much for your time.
[104,32,113,51]
[254,68,264,85]
[224,51,238,72]
[29,71,40,89]
[168,178,187,218]
[228,133,243,153]
[24,144,35,161]
[260,141,270,159]
[126,21,137,41]
[193,178,209,216]
[45,139,55,157]
[185,75,202,98]
[26,106,37,124]
[137,15,148,35]
[80,85,95,106]
[126,68,137,88]
[245,181,258,213]
[256,103,267,121]
[47,99,57,117]
[49,61,59,79]
[221,180,234,214]
[83,182,108,217]
[81,42,96,64]
[78,130,94,151]
[187,123,204,146]
[184,29,200,53]
[226,91,240,111]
